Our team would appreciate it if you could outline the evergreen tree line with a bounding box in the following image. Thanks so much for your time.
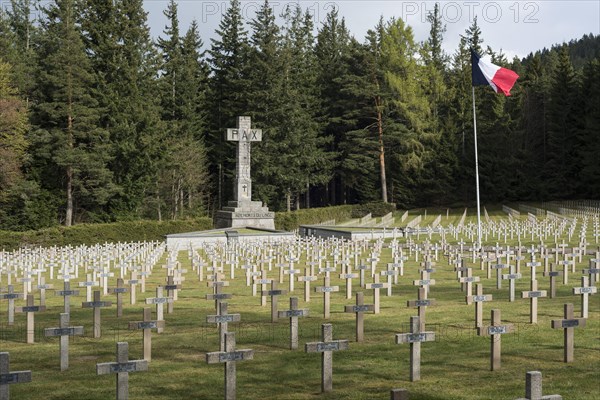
[0,0,598,230]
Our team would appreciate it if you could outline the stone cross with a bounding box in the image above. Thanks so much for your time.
[339,271,358,299]
[515,371,563,400]
[305,324,349,393]
[583,256,600,286]
[502,266,522,302]
[96,342,148,400]
[278,297,309,349]
[265,281,287,323]
[145,286,172,333]
[253,270,271,306]
[125,271,139,305]
[207,302,241,352]
[543,266,562,299]
[165,275,182,314]
[572,276,597,318]
[380,264,398,296]
[206,332,254,400]
[551,303,586,363]
[355,262,369,288]
[477,309,514,371]
[366,274,389,314]
[128,308,164,362]
[466,284,493,328]
[226,116,262,204]
[0,352,31,400]
[206,284,232,314]
[108,278,128,317]
[413,269,435,297]
[0,285,23,326]
[82,290,112,338]
[43,313,84,371]
[407,288,436,332]
[78,274,99,302]
[395,315,435,382]
[15,294,46,344]
[344,292,374,342]
[55,281,79,314]
[521,280,547,324]
[315,276,339,319]
[298,268,317,302]
[36,277,53,306]
[491,263,509,289]
[459,268,479,298]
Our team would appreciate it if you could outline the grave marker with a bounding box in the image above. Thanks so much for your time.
[305,324,349,392]
[165,275,182,314]
[15,294,46,344]
[466,284,493,328]
[206,332,254,400]
[264,281,287,322]
[0,285,22,326]
[366,274,389,314]
[315,276,339,318]
[128,307,164,362]
[515,371,562,400]
[44,313,84,371]
[96,342,148,400]
[0,352,31,400]
[145,286,172,333]
[550,303,586,363]
[207,302,241,351]
[82,290,112,338]
[277,297,309,349]
[55,281,79,314]
[108,278,128,317]
[477,309,514,371]
[521,280,547,324]
[572,276,597,318]
[344,292,374,342]
[407,288,436,332]
[395,316,435,382]
[298,268,317,302]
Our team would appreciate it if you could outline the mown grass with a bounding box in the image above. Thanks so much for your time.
[1,214,599,399]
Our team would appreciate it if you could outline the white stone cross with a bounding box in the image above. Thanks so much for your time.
[395,315,435,382]
[96,342,148,400]
[44,313,84,371]
[15,294,46,344]
[128,308,164,361]
[572,276,597,318]
[206,332,254,400]
[344,292,374,342]
[551,303,586,363]
[305,324,349,392]
[477,309,514,371]
[278,297,309,349]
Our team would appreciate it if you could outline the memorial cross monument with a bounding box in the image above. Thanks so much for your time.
[215,116,275,230]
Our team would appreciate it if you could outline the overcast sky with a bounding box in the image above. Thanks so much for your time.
[144,0,600,60]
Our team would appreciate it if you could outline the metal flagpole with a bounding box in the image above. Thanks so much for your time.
[472,86,482,251]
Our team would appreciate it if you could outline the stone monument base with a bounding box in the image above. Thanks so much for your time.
[214,201,275,230]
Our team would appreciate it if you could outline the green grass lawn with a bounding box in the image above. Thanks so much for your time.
[1,215,599,399]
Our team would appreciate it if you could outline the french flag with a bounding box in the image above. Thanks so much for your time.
[471,49,519,96]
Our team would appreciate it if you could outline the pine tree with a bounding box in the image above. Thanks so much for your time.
[207,0,250,208]
[31,0,116,225]
[315,7,352,205]
[544,45,578,199]
[380,17,431,206]
[246,0,282,207]
[157,3,210,219]
[578,59,600,197]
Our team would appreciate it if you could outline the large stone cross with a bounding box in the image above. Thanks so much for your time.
[226,116,262,204]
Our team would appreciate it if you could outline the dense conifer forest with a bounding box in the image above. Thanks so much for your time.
[0,0,598,230]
